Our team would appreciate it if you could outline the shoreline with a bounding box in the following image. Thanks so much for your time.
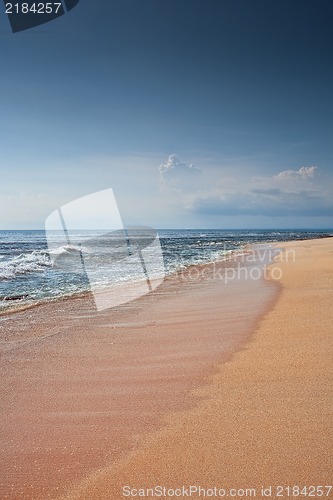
[0,246,246,317]
[0,243,279,499]
[3,232,332,317]
[63,236,333,499]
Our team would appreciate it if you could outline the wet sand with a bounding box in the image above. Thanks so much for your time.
[0,247,278,499]
[62,237,333,499]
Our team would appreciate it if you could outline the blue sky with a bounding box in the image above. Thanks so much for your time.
[0,0,332,229]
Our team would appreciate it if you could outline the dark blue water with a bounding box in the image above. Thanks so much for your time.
[0,229,332,313]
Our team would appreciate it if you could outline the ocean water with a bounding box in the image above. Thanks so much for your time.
[0,229,331,314]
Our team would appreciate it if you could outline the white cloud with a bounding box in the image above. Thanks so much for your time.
[159,154,199,173]
[274,166,318,181]
[159,154,201,191]
[168,164,333,219]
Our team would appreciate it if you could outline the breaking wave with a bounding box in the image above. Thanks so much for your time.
[0,246,82,281]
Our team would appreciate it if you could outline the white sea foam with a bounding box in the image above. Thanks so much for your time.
[48,244,84,256]
[0,250,53,280]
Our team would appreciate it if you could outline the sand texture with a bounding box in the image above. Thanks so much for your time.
[64,238,333,499]
[0,239,332,499]
[0,248,276,499]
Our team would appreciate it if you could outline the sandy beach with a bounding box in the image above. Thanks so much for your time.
[64,237,333,499]
[0,238,332,499]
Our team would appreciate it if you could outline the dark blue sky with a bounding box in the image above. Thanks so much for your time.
[1,0,332,228]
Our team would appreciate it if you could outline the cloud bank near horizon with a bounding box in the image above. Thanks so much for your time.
[159,155,333,219]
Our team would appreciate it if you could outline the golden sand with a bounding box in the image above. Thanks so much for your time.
[64,238,333,499]
[0,249,276,499]
[1,239,332,499]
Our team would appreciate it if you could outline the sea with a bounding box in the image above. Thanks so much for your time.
[0,229,332,315]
